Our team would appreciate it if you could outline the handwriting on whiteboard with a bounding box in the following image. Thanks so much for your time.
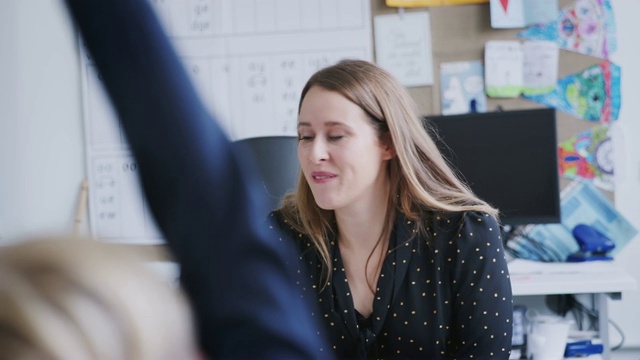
[80,0,373,244]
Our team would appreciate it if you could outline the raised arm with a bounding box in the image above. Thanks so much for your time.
[62,1,327,358]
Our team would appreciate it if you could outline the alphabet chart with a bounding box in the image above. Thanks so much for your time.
[80,0,373,244]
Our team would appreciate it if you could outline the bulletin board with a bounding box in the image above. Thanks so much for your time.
[370,0,614,200]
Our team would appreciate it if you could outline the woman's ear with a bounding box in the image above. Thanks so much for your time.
[380,132,396,160]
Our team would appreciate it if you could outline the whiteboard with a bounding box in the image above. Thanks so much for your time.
[79,0,373,244]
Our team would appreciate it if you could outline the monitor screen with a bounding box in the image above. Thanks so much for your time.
[424,108,561,227]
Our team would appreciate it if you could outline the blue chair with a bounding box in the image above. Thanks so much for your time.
[233,136,299,210]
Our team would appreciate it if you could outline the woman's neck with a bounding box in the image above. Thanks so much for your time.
[335,186,390,252]
[335,183,391,317]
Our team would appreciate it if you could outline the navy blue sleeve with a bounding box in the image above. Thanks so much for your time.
[62,1,329,358]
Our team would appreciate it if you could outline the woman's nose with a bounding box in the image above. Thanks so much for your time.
[309,139,328,163]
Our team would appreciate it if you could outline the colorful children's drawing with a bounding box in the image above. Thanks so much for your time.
[517,0,616,59]
[558,125,613,191]
[523,61,620,123]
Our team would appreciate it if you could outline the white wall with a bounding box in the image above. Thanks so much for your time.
[1,0,639,349]
[0,0,84,243]
[609,0,640,350]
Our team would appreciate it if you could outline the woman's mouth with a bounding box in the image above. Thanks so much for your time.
[311,172,336,183]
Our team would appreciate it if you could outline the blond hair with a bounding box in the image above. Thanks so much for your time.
[0,237,195,360]
[280,59,498,286]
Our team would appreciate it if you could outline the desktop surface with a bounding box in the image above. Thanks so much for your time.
[508,259,637,296]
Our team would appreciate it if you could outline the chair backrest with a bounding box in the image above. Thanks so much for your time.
[233,136,299,210]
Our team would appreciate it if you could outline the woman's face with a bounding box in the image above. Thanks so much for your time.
[297,86,394,212]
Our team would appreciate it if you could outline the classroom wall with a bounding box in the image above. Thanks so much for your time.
[0,0,84,243]
[607,0,640,348]
[1,0,639,348]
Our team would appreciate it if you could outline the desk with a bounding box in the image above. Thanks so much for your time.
[508,259,637,359]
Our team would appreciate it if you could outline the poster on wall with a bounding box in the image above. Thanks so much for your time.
[374,11,434,87]
[518,0,617,59]
[558,125,613,191]
[484,40,558,98]
[489,0,557,29]
[386,0,487,7]
[439,61,487,114]
[523,61,621,123]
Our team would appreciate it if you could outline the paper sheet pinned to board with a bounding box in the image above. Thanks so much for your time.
[489,0,557,29]
[386,0,488,6]
[559,125,614,191]
[523,61,620,123]
[484,40,523,98]
[518,0,617,59]
[374,11,434,87]
[439,61,487,115]
[484,40,558,98]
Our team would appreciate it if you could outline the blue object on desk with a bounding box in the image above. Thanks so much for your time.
[566,224,615,262]
[564,340,604,357]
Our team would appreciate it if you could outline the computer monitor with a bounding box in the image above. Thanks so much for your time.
[233,136,299,210]
[424,108,561,228]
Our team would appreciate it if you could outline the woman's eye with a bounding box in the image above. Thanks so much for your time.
[328,135,344,141]
[298,135,313,141]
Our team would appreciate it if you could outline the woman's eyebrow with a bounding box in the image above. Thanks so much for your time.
[297,121,352,130]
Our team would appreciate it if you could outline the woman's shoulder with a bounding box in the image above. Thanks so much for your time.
[429,210,502,246]
[433,210,499,229]
[268,209,295,233]
[419,211,506,268]
[268,209,284,226]
[268,210,321,264]
[267,210,309,244]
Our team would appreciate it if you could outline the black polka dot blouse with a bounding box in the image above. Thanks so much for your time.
[270,210,513,359]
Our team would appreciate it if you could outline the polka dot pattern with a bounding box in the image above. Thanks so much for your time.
[270,211,513,359]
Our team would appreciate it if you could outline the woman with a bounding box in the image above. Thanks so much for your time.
[271,60,513,359]
[0,237,195,360]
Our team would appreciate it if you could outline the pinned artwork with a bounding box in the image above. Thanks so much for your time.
[558,125,613,191]
[518,0,617,59]
[522,61,620,123]
[439,61,487,115]
[374,11,434,87]
[489,0,558,29]
[386,0,487,7]
[484,40,524,98]
[484,40,559,98]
